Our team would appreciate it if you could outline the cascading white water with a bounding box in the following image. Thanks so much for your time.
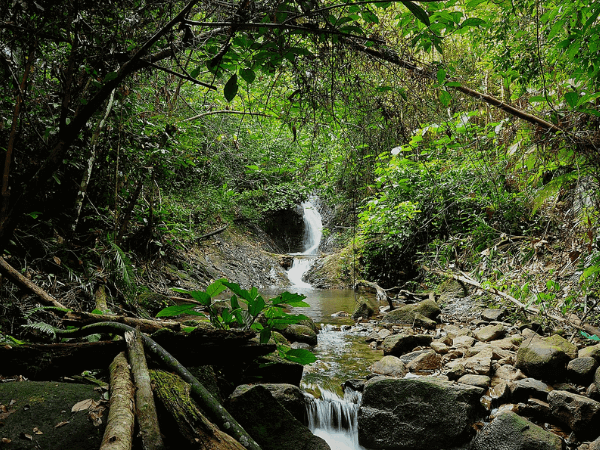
[287,200,322,287]
[306,387,367,450]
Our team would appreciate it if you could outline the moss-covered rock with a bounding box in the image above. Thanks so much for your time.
[351,297,377,320]
[137,291,175,317]
[382,334,434,357]
[380,299,440,328]
[516,334,577,381]
[280,324,317,346]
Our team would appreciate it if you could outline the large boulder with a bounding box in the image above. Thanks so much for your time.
[382,334,433,357]
[371,355,407,378]
[281,324,318,346]
[351,297,377,320]
[358,377,484,450]
[260,383,308,424]
[472,410,562,450]
[548,389,600,437]
[516,334,577,381]
[380,299,440,328]
[244,354,304,386]
[474,324,505,342]
[227,384,330,450]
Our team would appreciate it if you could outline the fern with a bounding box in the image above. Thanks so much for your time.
[23,306,71,320]
[22,322,57,338]
[110,241,135,287]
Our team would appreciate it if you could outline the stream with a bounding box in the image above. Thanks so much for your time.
[282,200,376,450]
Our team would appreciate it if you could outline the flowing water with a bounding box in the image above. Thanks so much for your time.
[282,200,377,450]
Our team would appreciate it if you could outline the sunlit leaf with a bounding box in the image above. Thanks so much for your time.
[401,1,430,27]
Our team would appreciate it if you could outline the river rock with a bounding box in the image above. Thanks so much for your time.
[260,383,308,424]
[227,384,330,450]
[245,354,304,386]
[509,378,552,402]
[475,324,506,342]
[380,299,440,328]
[352,297,377,320]
[472,410,562,450]
[458,374,491,389]
[580,343,600,362]
[405,350,442,373]
[463,347,493,375]
[548,389,600,437]
[481,308,506,322]
[430,341,449,354]
[568,357,598,385]
[453,335,475,348]
[516,334,576,381]
[358,377,484,450]
[281,324,318,346]
[371,355,408,378]
[382,333,433,356]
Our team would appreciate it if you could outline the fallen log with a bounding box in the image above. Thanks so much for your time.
[62,311,181,333]
[197,224,228,241]
[100,352,135,450]
[125,329,164,450]
[54,322,263,450]
[0,257,67,309]
[150,370,246,450]
[355,279,394,311]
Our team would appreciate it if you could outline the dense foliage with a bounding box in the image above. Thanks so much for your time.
[1,0,599,331]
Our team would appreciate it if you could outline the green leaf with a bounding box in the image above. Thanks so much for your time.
[206,278,227,297]
[281,348,317,365]
[156,304,205,318]
[401,1,430,27]
[564,91,579,109]
[577,92,600,106]
[173,288,212,306]
[224,74,238,102]
[446,81,461,87]
[104,72,118,82]
[28,211,43,219]
[222,281,255,302]
[260,327,272,344]
[190,67,202,78]
[239,68,256,84]
[361,10,379,24]
[436,68,446,85]
[248,295,266,316]
[529,95,548,103]
[271,291,307,306]
[439,89,452,106]
[460,17,486,29]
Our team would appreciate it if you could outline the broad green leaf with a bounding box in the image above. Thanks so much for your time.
[156,304,205,317]
[401,1,430,27]
[460,17,486,29]
[104,72,118,82]
[248,295,266,316]
[222,282,254,302]
[439,90,452,106]
[361,10,379,24]
[224,74,238,102]
[240,68,256,84]
[172,288,212,306]
[271,291,307,306]
[564,91,579,108]
[446,81,461,87]
[437,68,446,85]
[206,278,227,297]
[260,327,272,344]
[230,294,240,310]
[529,96,547,103]
[282,348,317,365]
[577,92,600,106]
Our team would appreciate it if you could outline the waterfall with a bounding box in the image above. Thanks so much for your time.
[306,387,367,450]
[287,200,322,287]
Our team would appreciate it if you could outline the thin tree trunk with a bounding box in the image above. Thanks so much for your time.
[101,352,135,450]
[125,329,164,450]
[355,279,394,311]
[62,310,181,333]
[71,89,116,234]
[150,370,246,449]
[116,179,143,246]
[0,257,67,309]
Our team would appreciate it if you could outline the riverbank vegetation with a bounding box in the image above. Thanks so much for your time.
[1,0,600,339]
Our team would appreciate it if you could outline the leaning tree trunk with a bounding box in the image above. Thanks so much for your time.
[150,370,246,450]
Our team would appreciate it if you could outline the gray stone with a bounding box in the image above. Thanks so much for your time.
[358,377,484,450]
[568,357,598,385]
[382,334,433,357]
[589,436,600,450]
[579,343,600,362]
[399,349,433,365]
[352,297,377,320]
[431,341,449,354]
[548,389,600,437]
[405,350,442,373]
[510,378,552,402]
[475,324,506,342]
[380,299,441,328]
[227,384,330,450]
[371,355,408,378]
[261,383,308,424]
[481,308,506,322]
[463,347,493,375]
[453,335,475,348]
[365,331,380,343]
[281,324,318,346]
[457,374,491,389]
[472,410,562,450]
[516,334,577,381]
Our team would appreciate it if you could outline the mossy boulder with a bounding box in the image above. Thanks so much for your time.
[358,377,484,450]
[472,410,562,450]
[351,297,378,320]
[516,334,577,381]
[280,324,317,346]
[382,334,434,357]
[380,299,440,328]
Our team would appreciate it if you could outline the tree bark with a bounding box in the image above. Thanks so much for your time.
[54,322,263,450]
[100,352,135,450]
[0,257,67,309]
[150,370,246,450]
[62,311,181,333]
[355,279,394,311]
[125,329,164,450]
